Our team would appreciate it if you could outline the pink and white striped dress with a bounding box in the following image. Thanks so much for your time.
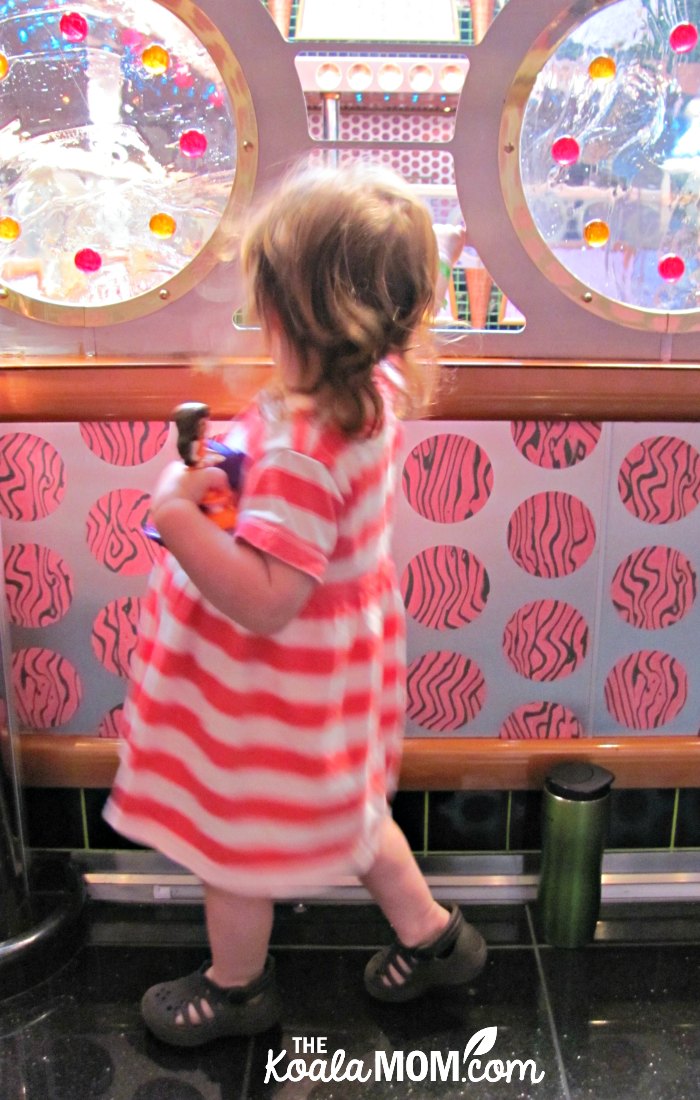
[104,372,406,896]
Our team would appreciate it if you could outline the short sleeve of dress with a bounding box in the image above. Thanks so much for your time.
[235,448,342,581]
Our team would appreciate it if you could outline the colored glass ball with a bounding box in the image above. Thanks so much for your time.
[551,135,580,165]
[74,248,102,273]
[59,11,88,42]
[584,219,610,248]
[179,129,207,158]
[142,44,170,74]
[149,212,176,238]
[658,254,685,282]
[0,54,9,80]
[0,217,20,241]
[173,67,194,89]
[588,55,616,80]
[120,28,144,49]
[669,22,698,53]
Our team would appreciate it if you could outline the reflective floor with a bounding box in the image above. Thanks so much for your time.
[1,899,700,1099]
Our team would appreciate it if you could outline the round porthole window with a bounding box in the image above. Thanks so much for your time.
[0,0,256,325]
[501,0,700,331]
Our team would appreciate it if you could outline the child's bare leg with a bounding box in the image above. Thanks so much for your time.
[204,885,273,986]
[175,886,273,1026]
[360,815,449,947]
[361,814,487,999]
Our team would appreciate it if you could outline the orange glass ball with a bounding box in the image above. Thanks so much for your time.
[0,55,9,81]
[149,212,176,238]
[583,219,610,248]
[142,44,169,74]
[588,55,616,80]
[0,217,20,241]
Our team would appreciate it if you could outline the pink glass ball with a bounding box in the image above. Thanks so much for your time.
[179,129,207,158]
[669,22,699,53]
[59,12,88,42]
[173,67,194,89]
[120,28,144,49]
[551,136,580,166]
[658,254,685,282]
[74,248,102,273]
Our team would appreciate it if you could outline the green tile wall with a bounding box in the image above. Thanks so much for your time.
[23,786,697,856]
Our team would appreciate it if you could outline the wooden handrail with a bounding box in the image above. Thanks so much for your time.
[5,359,700,422]
[17,732,700,790]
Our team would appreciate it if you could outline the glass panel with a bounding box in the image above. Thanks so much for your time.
[301,147,521,332]
[264,0,509,44]
[0,0,237,311]
[520,0,700,315]
[295,0,461,43]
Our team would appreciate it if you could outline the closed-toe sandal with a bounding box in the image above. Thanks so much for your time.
[141,955,282,1047]
[364,904,487,1004]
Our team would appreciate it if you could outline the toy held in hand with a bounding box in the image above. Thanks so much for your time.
[144,402,245,543]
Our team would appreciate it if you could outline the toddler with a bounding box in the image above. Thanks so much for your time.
[104,162,486,1045]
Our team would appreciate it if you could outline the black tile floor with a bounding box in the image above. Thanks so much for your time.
[2,899,700,1099]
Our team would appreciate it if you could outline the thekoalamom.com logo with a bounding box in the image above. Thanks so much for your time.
[264,1026,546,1086]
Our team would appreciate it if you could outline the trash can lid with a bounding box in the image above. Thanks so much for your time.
[545,762,614,800]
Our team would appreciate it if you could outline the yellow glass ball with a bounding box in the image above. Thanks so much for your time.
[583,219,610,248]
[142,44,170,75]
[0,217,20,241]
[588,55,616,81]
[149,212,176,238]
[0,55,9,81]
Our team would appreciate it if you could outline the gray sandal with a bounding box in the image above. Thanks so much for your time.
[141,955,282,1046]
[364,905,487,1003]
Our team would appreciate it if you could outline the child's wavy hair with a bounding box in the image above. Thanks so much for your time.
[241,161,438,437]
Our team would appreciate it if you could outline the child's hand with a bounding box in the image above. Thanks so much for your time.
[432,223,467,268]
[150,461,230,522]
[432,224,467,320]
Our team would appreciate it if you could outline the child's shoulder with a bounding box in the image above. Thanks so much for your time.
[227,385,397,476]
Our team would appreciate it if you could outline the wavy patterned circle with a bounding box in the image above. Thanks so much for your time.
[92,597,143,678]
[507,491,596,578]
[3,543,73,627]
[499,701,583,739]
[402,434,493,523]
[11,646,81,728]
[97,705,126,739]
[604,650,687,729]
[79,421,170,465]
[503,599,589,681]
[0,432,66,520]
[407,650,486,731]
[401,545,490,629]
[86,489,159,575]
[618,436,700,523]
[511,421,602,468]
[611,545,697,629]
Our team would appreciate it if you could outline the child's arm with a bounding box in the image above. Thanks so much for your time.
[432,223,467,317]
[150,462,315,634]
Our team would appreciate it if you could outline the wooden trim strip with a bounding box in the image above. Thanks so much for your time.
[5,361,700,422]
[18,733,700,790]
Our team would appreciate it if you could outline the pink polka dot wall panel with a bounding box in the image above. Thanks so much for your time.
[396,421,700,737]
[0,422,168,735]
[1,418,700,738]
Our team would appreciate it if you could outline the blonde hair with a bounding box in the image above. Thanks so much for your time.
[241,161,438,436]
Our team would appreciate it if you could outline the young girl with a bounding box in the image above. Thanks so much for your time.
[104,163,486,1046]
